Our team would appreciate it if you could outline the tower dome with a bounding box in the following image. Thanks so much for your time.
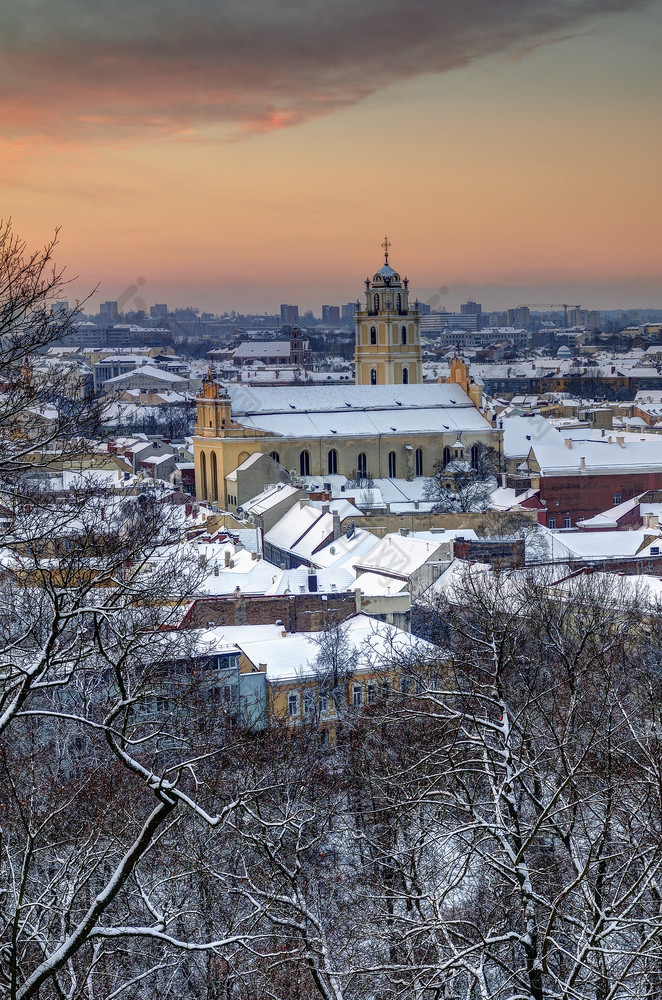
[354,237,421,386]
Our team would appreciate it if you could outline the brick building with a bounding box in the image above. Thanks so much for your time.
[527,437,662,527]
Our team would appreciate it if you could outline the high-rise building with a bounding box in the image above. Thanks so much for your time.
[354,238,421,386]
[280,304,299,326]
[150,303,168,319]
[341,302,358,321]
[322,304,341,323]
[421,312,478,334]
[506,306,530,329]
[100,301,119,323]
[460,299,482,330]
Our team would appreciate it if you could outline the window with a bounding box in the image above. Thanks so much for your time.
[352,685,363,707]
[401,325,407,345]
[357,452,367,478]
[211,451,218,502]
[401,677,411,695]
[200,450,206,490]
[612,493,621,505]
[548,516,556,528]
[370,325,377,345]
[370,368,377,385]
[367,682,377,705]
[396,293,402,312]
[373,293,379,312]
[402,367,408,384]
[470,444,479,468]
[415,448,423,477]
[328,448,338,475]
[319,690,329,714]
[270,451,280,464]
[299,450,310,476]
[288,692,299,717]
[388,451,397,477]
[564,516,571,528]
[303,691,314,715]
[443,445,452,467]
[577,515,584,523]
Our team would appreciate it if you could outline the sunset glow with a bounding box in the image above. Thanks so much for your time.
[1,0,660,313]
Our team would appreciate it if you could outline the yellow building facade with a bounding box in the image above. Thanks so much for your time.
[354,239,422,386]
[193,377,498,507]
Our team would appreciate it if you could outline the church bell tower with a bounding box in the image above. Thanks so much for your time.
[354,237,422,386]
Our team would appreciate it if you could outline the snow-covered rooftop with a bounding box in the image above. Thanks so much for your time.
[224,383,491,437]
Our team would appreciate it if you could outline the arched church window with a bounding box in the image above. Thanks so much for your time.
[396,293,402,312]
[471,444,479,468]
[443,445,452,467]
[299,450,310,476]
[211,452,218,502]
[357,452,367,479]
[370,326,377,345]
[402,367,409,384]
[415,448,423,477]
[373,293,379,312]
[388,451,397,477]
[328,448,338,475]
[401,325,407,345]
[270,451,280,464]
[200,451,207,499]
[370,369,377,385]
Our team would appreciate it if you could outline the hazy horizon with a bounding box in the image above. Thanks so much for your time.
[3,0,661,315]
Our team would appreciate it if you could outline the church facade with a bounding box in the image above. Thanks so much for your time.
[193,245,499,508]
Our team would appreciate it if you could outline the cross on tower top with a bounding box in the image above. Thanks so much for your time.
[381,236,391,263]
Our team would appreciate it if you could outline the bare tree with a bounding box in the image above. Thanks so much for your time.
[470,440,501,478]
[0,220,102,474]
[349,567,662,1000]
[424,458,496,512]
[0,227,253,999]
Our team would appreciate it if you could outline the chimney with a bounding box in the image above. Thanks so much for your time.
[501,472,507,488]
[565,438,573,449]
[321,502,330,515]
[579,456,586,472]
[224,550,231,566]
[332,511,341,540]
[251,550,258,560]
[616,436,625,448]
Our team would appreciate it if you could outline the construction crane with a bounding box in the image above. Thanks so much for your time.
[516,303,581,327]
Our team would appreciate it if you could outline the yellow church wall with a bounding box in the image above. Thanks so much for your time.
[194,427,499,504]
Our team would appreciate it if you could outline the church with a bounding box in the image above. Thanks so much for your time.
[193,243,499,508]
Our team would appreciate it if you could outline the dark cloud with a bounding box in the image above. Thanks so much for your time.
[0,0,650,140]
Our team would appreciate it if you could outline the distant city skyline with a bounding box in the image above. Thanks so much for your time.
[2,1,660,313]
[82,278,662,319]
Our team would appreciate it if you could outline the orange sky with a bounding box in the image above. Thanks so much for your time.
[1,0,660,313]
